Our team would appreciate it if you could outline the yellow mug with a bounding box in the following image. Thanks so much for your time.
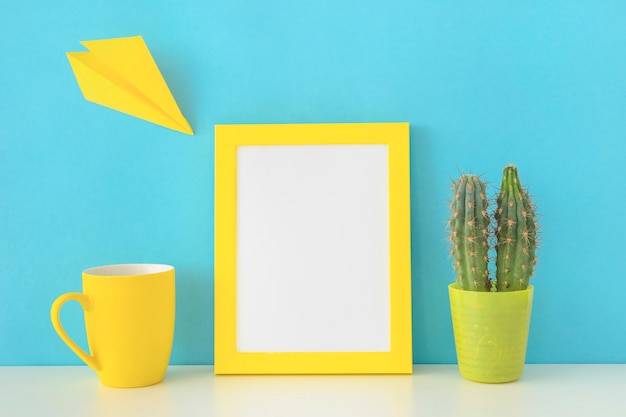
[51,264,176,388]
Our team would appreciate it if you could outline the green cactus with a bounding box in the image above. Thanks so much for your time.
[448,174,492,291]
[494,164,538,291]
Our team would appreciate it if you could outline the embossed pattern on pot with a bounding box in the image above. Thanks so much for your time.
[448,284,534,383]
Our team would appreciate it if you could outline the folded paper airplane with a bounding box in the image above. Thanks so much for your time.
[67,36,193,135]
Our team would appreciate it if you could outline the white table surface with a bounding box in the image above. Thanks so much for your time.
[1,365,625,417]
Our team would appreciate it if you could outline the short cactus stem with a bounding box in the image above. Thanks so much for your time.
[448,174,491,291]
[495,165,538,291]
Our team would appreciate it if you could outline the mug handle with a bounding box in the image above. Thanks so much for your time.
[50,293,99,371]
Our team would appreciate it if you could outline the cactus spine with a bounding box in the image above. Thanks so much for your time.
[495,164,538,291]
[448,174,491,291]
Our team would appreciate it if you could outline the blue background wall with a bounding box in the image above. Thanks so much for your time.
[1,0,625,365]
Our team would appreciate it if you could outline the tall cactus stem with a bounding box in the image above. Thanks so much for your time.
[448,174,491,291]
[495,165,538,291]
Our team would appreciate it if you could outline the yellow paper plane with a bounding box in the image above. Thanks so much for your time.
[67,36,193,135]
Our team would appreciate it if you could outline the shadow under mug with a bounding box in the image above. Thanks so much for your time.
[51,264,175,388]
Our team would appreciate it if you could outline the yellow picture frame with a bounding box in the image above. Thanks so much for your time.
[214,123,412,374]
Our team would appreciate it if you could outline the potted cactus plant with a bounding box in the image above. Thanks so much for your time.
[447,164,539,383]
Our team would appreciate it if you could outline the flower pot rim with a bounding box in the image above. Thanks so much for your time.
[448,283,534,294]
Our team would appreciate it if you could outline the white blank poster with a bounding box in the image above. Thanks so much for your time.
[236,144,391,353]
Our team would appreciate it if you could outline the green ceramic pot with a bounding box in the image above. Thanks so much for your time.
[448,283,534,383]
